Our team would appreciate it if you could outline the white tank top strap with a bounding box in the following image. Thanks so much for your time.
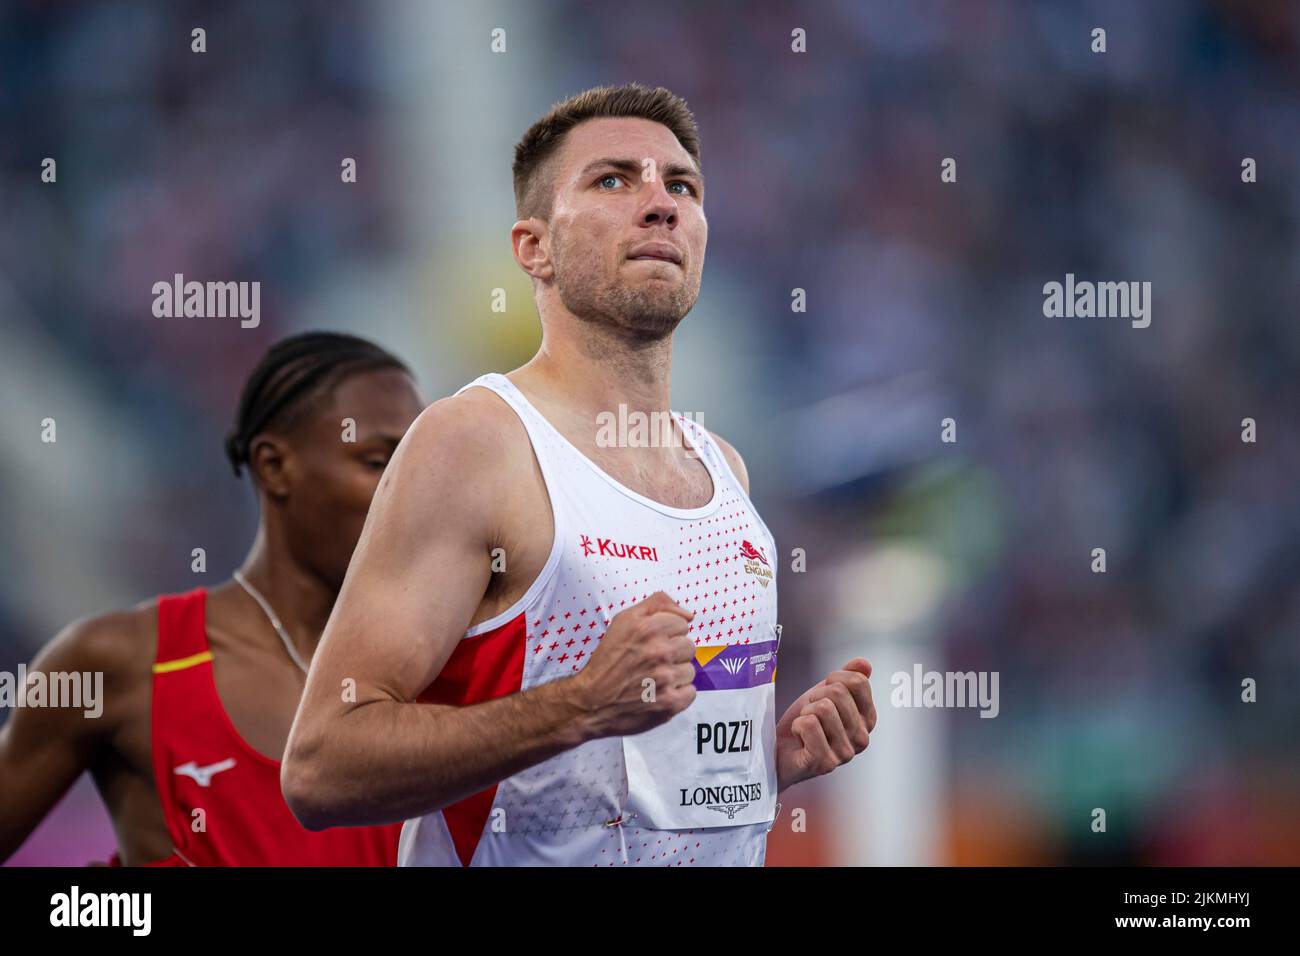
[674,413,778,567]
[674,414,734,493]
[452,373,570,639]
[454,372,564,479]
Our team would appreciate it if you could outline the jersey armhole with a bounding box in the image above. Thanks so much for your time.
[459,382,566,639]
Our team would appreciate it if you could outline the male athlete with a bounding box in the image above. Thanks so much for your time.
[283,85,876,866]
[0,332,424,865]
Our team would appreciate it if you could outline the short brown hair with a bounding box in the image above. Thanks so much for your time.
[512,83,701,220]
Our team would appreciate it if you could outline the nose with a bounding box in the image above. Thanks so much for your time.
[639,178,678,228]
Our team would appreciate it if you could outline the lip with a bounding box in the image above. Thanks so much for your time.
[626,242,683,265]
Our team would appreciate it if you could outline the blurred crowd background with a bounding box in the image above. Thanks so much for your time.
[2,0,1297,865]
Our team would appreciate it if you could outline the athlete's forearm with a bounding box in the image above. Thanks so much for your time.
[283,675,595,829]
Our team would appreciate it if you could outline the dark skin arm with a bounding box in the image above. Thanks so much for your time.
[0,608,170,864]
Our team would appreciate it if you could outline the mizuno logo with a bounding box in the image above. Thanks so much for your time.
[174,759,236,787]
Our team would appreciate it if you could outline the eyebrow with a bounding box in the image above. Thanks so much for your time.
[355,432,405,448]
[579,157,703,187]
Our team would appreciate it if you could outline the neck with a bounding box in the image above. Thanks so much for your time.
[234,524,335,661]
[519,306,675,423]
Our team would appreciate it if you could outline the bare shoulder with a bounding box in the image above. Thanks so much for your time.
[38,602,156,679]
[21,602,157,738]
[704,428,750,496]
[371,385,538,542]
[394,386,532,480]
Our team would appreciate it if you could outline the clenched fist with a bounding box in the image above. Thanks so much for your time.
[567,592,697,738]
[775,658,876,791]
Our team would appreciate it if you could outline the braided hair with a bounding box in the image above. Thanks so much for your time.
[225,332,410,478]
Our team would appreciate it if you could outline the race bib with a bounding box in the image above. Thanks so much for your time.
[622,630,780,830]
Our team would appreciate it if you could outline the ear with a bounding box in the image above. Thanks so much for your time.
[511,218,553,281]
[247,434,292,500]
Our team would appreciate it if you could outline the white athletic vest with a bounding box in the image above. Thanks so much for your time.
[398,373,781,867]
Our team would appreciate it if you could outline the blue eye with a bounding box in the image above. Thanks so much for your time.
[598,174,623,189]
[667,181,693,196]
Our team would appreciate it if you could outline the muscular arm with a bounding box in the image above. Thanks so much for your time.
[281,392,597,829]
[0,613,134,861]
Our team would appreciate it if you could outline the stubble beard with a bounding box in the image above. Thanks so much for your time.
[551,228,701,343]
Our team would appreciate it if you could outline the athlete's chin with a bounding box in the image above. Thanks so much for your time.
[621,316,684,341]
[617,296,694,339]
[629,279,697,312]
